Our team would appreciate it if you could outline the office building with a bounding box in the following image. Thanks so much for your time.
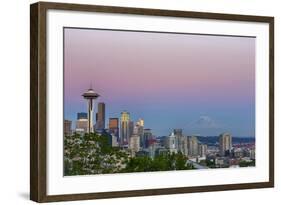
[233,148,244,158]
[64,120,72,136]
[179,136,189,156]
[96,102,105,130]
[109,118,119,139]
[75,118,88,134]
[120,111,130,147]
[199,144,207,158]
[165,132,178,154]
[143,128,152,148]
[109,117,118,128]
[219,132,232,156]
[136,118,144,126]
[173,129,182,150]
[129,134,140,155]
[77,112,87,120]
[188,136,199,156]
[129,121,134,138]
[135,119,144,147]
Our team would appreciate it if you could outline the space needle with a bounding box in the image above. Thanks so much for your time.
[82,86,100,133]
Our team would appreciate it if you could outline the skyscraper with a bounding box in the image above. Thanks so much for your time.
[96,102,105,130]
[82,87,99,133]
[199,144,207,158]
[77,112,87,120]
[148,140,157,158]
[109,118,119,139]
[188,136,199,156]
[75,118,88,134]
[143,128,152,148]
[109,118,119,128]
[64,120,72,136]
[165,132,177,154]
[129,121,134,138]
[219,132,232,156]
[173,129,189,156]
[135,119,144,148]
[137,118,144,127]
[120,111,130,147]
[173,128,183,151]
[129,134,140,155]
[178,136,188,156]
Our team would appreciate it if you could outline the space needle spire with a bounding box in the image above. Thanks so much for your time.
[82,86,100,133]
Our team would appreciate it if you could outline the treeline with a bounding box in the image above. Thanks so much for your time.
[64,133,194,176]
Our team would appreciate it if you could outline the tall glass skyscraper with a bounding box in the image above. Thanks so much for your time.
[96,102,105,130]
[143,128,152,148]
[120,111,130,147]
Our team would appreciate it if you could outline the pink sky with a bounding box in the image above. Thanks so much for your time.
[64,28,255,136]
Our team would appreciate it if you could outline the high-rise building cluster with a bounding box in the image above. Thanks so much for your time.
[164,130,206,158]
[63,87,255,168]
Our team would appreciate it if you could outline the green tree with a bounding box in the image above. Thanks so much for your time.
[239,160,255,167]
[64,133,195,175]
[123,156,153,172]
[64,132,129,175]
[175,152,189,170]
[123,152,194,172]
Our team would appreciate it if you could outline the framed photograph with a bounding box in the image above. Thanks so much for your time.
[30,1,274,202]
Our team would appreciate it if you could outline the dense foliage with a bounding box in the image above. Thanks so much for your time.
[64,133,129,175]
[199,159,216,168]
[239,159,255,167]
[124,152,193,172]
[64,133,194,176]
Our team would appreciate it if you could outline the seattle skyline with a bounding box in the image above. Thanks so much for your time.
[64,28,255,137]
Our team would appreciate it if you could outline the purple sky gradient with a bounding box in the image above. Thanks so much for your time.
[64,28,255,137]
